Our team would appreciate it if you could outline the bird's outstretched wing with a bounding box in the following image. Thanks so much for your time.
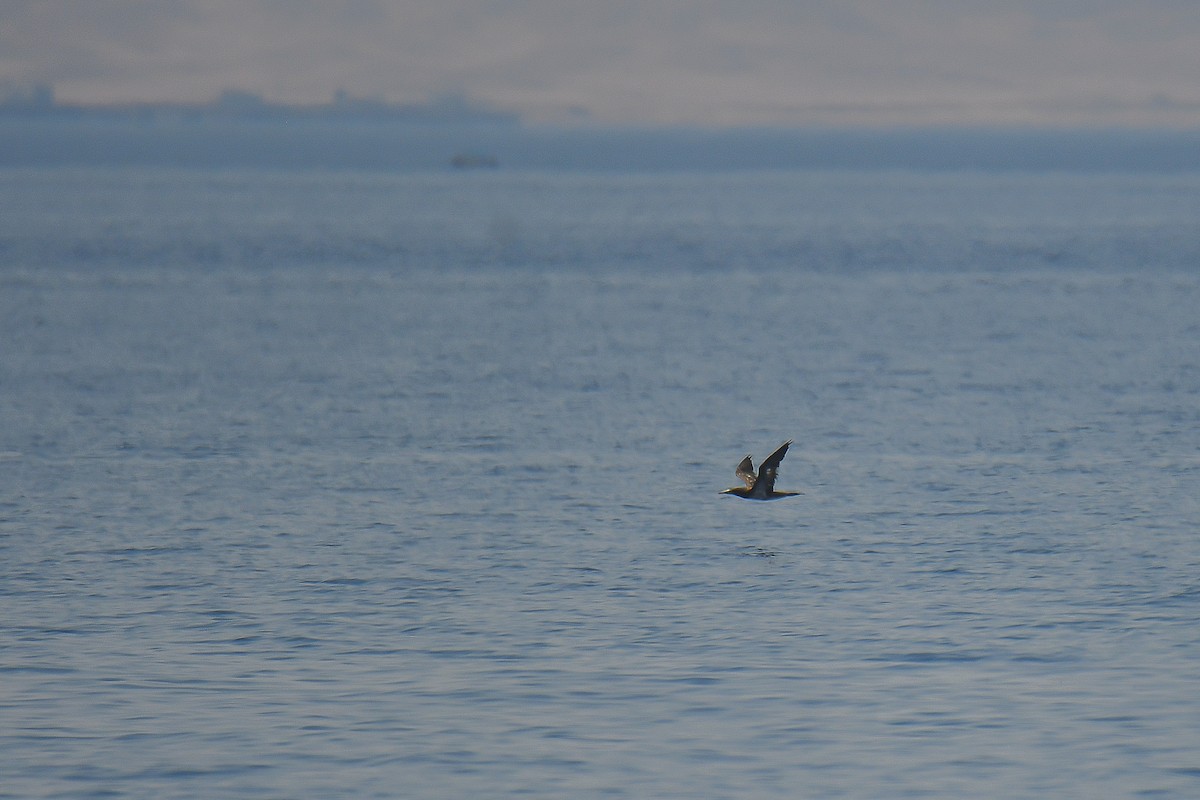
[735,455,756,489]
[753,440,792,494]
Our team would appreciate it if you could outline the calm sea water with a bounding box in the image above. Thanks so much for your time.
[2,167,1200,799]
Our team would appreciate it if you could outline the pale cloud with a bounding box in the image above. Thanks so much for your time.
[2,0,1199,126]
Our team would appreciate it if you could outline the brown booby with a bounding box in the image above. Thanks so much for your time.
[720,440,801,500]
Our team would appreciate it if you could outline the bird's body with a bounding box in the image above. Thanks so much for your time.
[720,440,801,500]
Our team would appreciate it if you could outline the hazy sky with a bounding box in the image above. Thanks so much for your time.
[3,1,1200,127]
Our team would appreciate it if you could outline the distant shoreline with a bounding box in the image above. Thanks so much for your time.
[0,87,521,127]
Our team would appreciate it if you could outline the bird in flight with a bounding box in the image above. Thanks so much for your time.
[720,440,801,500]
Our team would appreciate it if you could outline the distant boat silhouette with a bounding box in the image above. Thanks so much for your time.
[720,440,801,500]
[450,153,498,169]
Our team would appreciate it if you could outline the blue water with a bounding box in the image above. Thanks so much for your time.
[2,167,1200,798]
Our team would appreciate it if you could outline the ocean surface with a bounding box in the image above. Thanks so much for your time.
[2,166,1199,799]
